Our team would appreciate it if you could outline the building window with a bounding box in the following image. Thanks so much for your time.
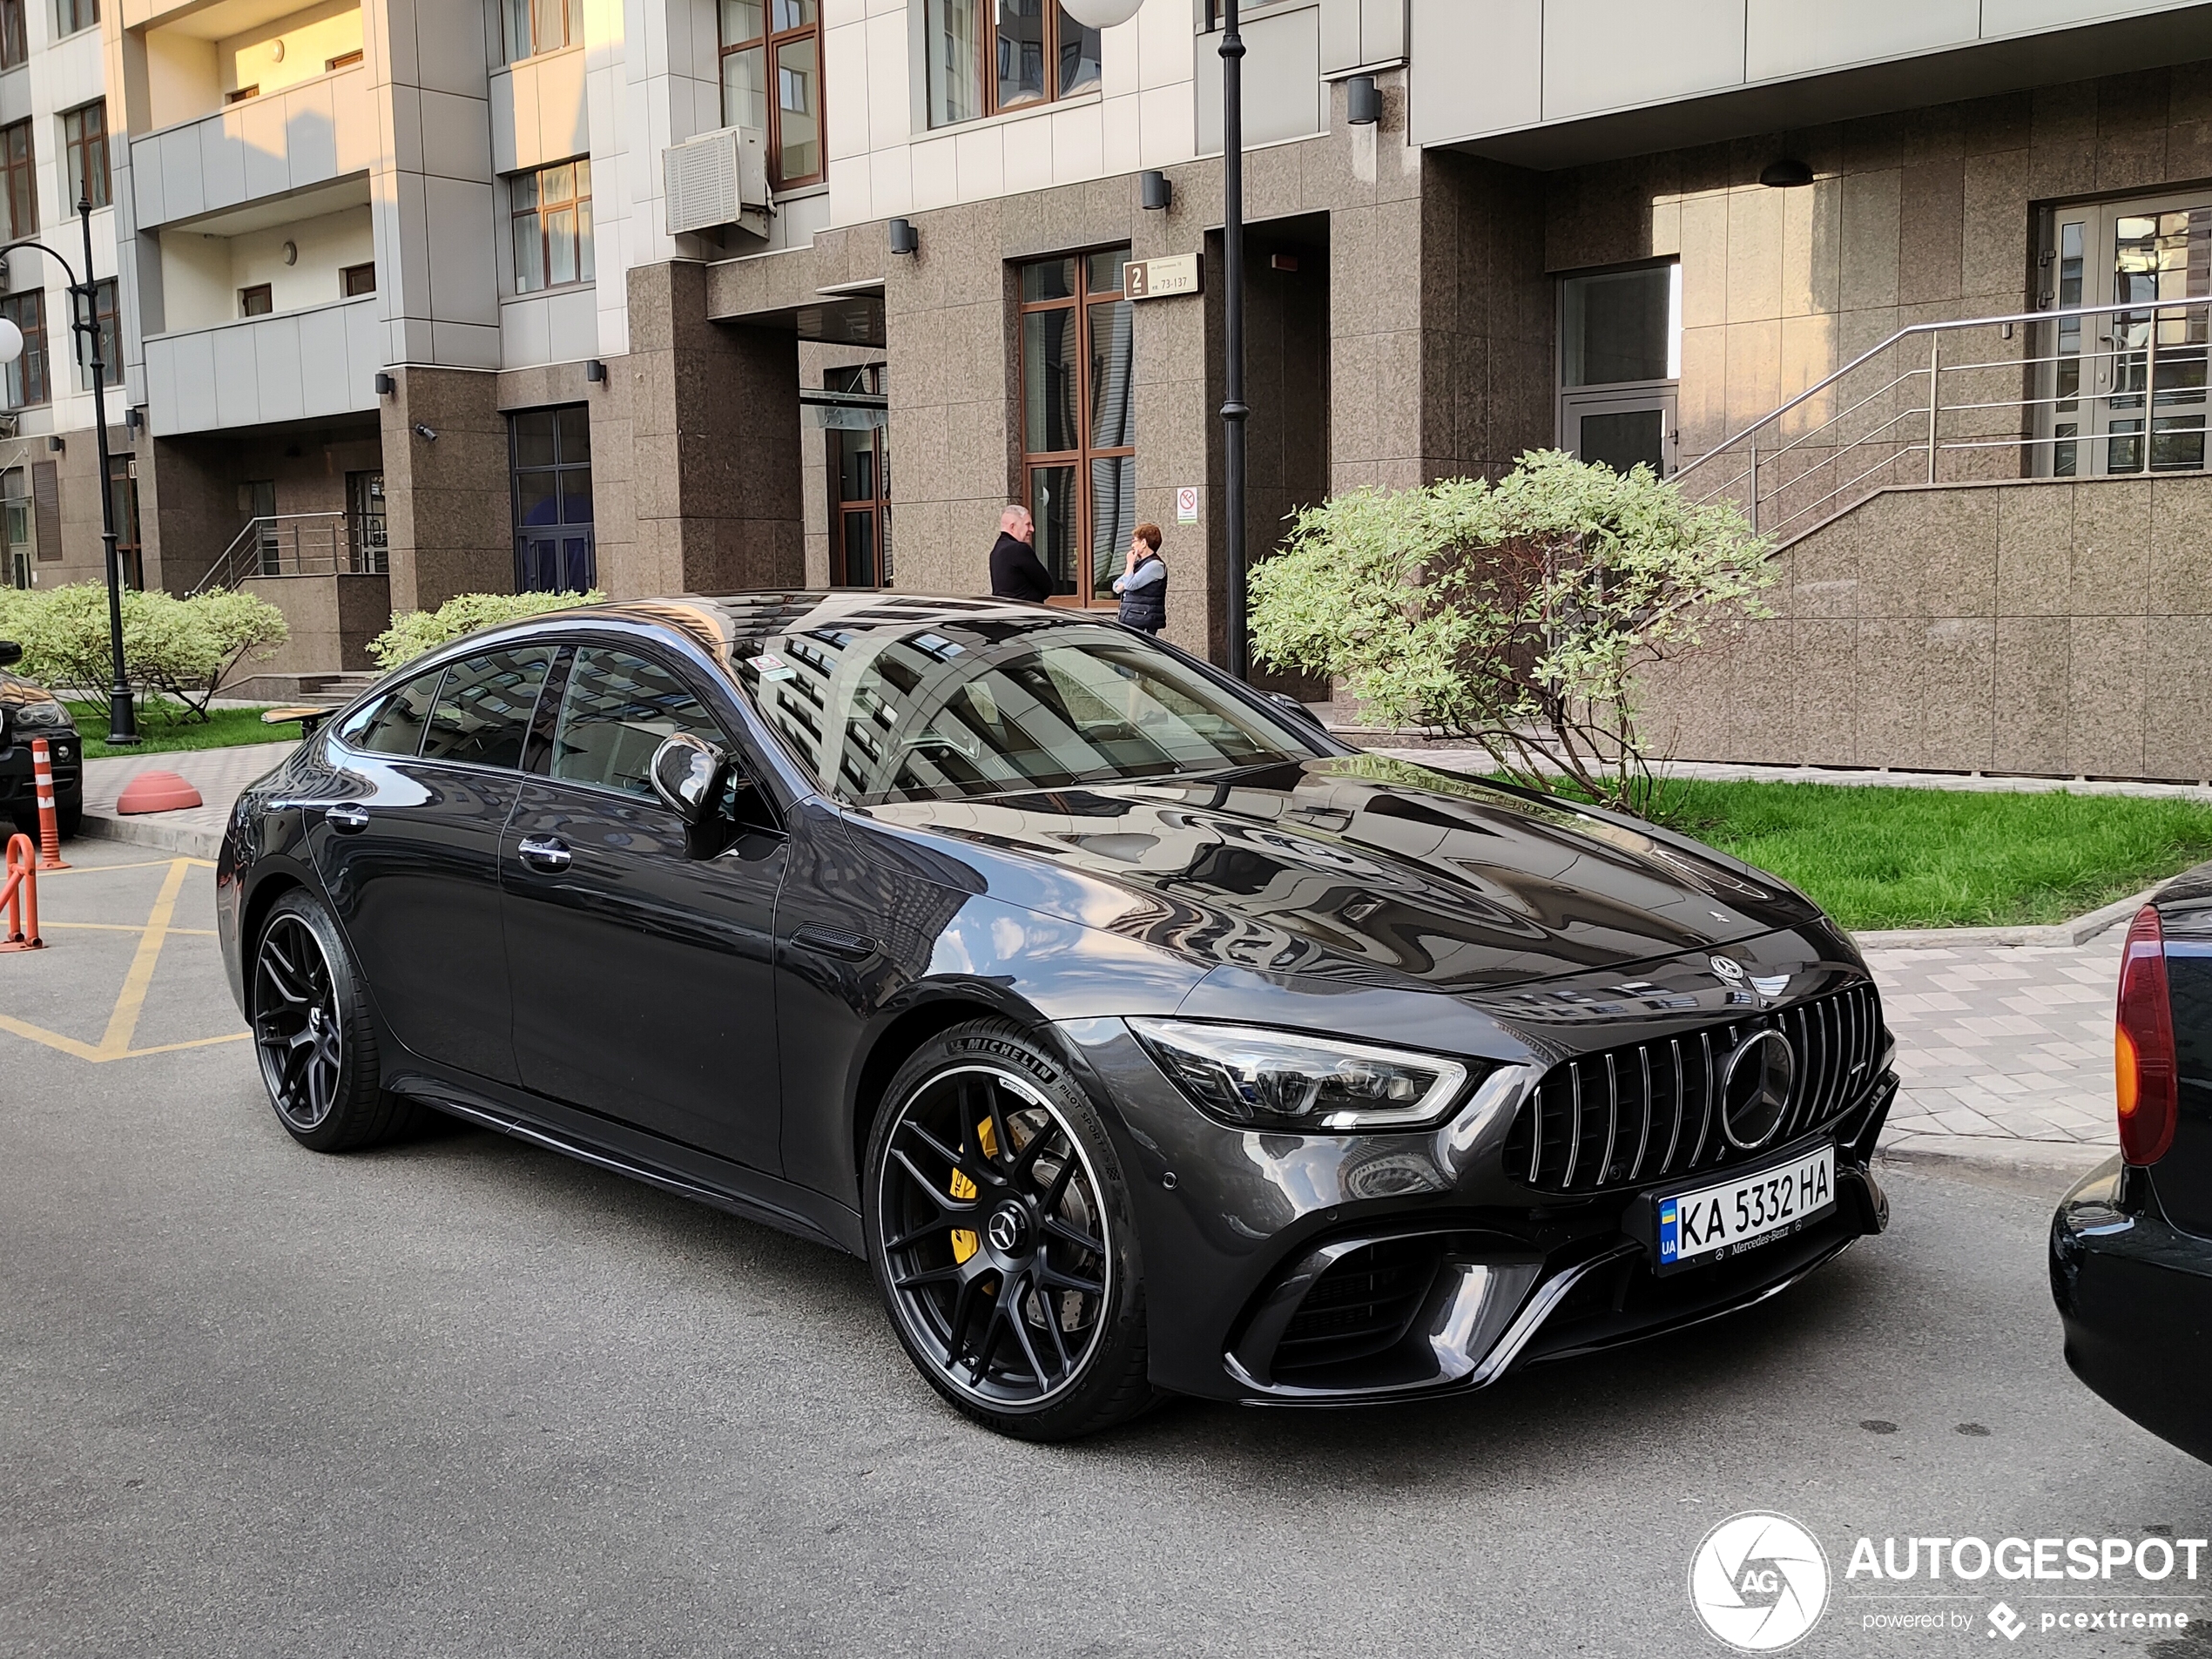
[826,364,890,588]
[108,454,140,590]
[510,405,595,591]
[511,159,593,293]
[1556,261,1679,477]
[925,0,1100,130]
[347,470,386,573]
[1,120,33,239]
[226,84,259,104]
[502,0,571,62]
[56,0,94,35]
[3,469,30,590]
[719,0,821,190]
[1,290,45,408]
[1018,247,1133,603]
[75,277,117,391]
[326,48,361,70]
[62,101,109,211]
[0,0,25,71]
[341,261,376,296]
[239,283,273,317]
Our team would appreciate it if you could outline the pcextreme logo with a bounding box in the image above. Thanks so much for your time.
[1689,1512,1831,1652]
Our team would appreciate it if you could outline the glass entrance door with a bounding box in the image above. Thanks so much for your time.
[1556,261,1680,476]
[2040,196,2212,475]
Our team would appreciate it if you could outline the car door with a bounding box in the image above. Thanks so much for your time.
[311,643,556,1084]
[500,642,788,1172]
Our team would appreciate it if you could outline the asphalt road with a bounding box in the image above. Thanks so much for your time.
[4,840,2210,1658]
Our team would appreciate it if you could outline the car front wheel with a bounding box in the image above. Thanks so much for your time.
[863,1018,1157,1440]
[250,890,421,1152]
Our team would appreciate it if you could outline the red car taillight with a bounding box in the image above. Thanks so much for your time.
[2116,905,2178,1167]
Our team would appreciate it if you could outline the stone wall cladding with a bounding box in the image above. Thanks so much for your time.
[1638,473,2212,781]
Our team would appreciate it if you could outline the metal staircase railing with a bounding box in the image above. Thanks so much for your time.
[1674,296,2212,547]
[189,512,388,595]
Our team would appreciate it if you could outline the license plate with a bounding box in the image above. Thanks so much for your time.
[1654,1143,1836,1274]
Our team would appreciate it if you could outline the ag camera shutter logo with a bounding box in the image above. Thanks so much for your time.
[1689,1512,1831,1651]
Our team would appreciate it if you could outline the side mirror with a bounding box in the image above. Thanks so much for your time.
[649,732,728,824]
[0,640,21,669]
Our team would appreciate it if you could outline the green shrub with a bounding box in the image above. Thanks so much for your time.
[0,582,288,721]
[1248,449,1773,819]
[369,590,603,669]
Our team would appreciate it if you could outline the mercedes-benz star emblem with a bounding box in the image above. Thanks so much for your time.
[986,1206,1026,1253]
[1710,954,1747,985]
[1720,1028,1797,1150]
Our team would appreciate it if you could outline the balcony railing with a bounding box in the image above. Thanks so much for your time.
[1674,297,2212,547]
[191,512,388,595]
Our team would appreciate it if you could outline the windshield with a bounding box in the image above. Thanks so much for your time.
[736,617,1325,806]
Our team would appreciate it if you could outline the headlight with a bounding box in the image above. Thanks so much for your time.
[1128,1018,1476,1131]
[11,698,69,729]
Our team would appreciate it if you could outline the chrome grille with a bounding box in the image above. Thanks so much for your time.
[1502,982,1886,1196]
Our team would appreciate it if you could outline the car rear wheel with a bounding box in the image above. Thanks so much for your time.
[251,891,421,1152]
[864,1019,1157,1440]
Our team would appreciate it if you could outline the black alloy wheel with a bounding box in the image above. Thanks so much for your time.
[865,1020,1155,1440]
[250,891,421,1152]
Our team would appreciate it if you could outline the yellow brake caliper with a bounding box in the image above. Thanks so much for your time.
[948,1116,999,1263]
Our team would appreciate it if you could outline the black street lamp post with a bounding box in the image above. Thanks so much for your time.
[0,201,136,744]
[1218,0,1249,681]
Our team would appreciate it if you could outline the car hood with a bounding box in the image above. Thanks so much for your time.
[848,753,1827,994]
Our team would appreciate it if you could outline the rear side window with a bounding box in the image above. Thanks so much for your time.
[550,647,725,799]
[349,668,444,756]
[421,645,556,769]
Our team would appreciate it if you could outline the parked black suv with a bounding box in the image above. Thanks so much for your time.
[0,640,81,839]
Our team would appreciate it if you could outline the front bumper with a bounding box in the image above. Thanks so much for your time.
[1057,1015,1895,1405]
[2051,1158,2212,1463]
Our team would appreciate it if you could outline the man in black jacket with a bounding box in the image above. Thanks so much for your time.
[988,504,1053,602]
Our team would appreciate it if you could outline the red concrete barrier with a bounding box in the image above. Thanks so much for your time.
[115,771,204,815]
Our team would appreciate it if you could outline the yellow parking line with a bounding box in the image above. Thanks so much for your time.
[96,858,191,1058]
[44,922,216,936]
[40,857,218,875]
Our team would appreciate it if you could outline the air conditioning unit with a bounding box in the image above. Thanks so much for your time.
[664,126,770,237]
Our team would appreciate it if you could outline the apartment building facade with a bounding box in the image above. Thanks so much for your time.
[5,0,2212,771]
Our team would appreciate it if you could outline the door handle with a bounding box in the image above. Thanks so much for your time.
[323,804,369,833]
[516,835,571,872]
[792,925,877,961]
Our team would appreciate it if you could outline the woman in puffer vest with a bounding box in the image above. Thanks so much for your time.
[1113,523,1168,635]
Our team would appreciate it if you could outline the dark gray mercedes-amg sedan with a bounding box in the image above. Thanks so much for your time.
[217,591,1894,1439]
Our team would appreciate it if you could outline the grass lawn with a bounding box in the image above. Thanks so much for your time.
[64,700,299,762]
[1666,779,2212,931]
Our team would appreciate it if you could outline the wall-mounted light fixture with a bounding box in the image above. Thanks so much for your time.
[270,37,285,60]
[585,358,606,382]
[125,407,142,432]
[1140,170,1172,211]
[887,217,919,255]
[281,239,298,265]
[1758,158,1814,188]
[374,371,395,395]
[412,422,438,441]
[1345,75,1380,126]
[46,435,63,454]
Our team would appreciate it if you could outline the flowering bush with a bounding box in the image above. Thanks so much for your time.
[0,582,288,719]
[368,589,603,669]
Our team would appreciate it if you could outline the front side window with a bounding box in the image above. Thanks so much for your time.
[925,0,1099,129]
[421,645,556,768]
[510,158,593,293]
[740,617,1318,806]
[1019,247,1134,602]
[1,120,34,239]
[76,277,117,391]
[0,290,45,408]
[56,0,95,35]
[551,648,725,798]
[61,101,108,210]
[502,0,571,62]
[720,0,821,191]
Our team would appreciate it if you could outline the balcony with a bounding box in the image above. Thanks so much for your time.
[142,293,381,434]
[130,61,374,230]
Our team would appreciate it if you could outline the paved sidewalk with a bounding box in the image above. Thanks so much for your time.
[78,739,294,859]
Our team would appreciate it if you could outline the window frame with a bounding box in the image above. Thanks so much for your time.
[55,0,95,37]
[924,0,1101,132]
[0,289,47,408]
[718,0,824,192]
[0,0,25,72]
[341,260,376,297]
[509,158,594,296]
[502,0,573,64]
[826,362,890,589]
[60,100,109,211]
[238,282,273,317]
[1016,246,1134,607]
[75,276,117,391]
[1,118,34,239]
